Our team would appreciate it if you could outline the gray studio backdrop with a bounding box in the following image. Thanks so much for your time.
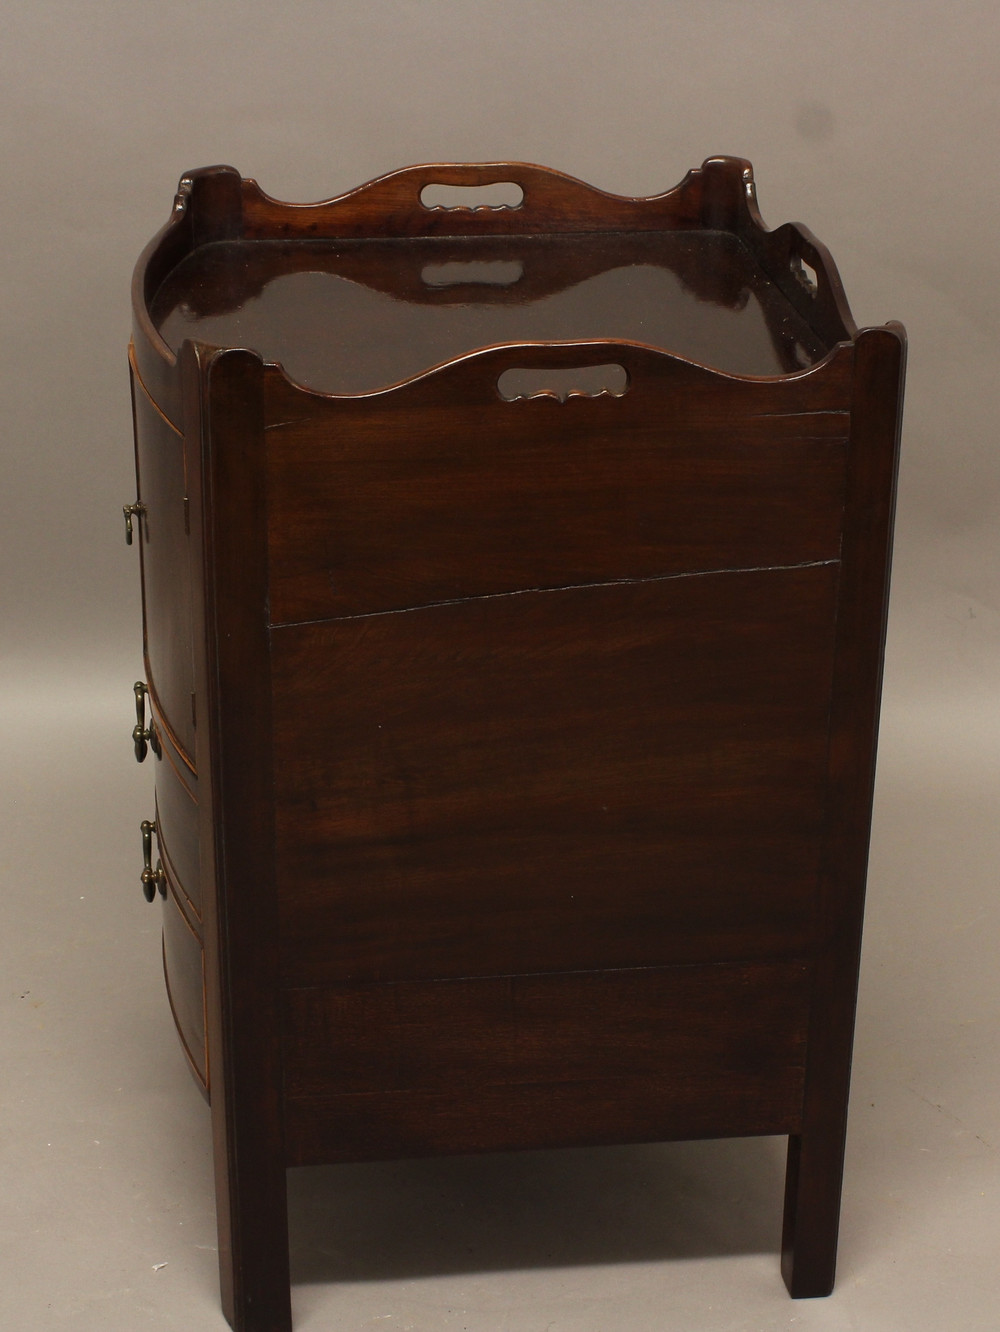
[2,3,998,1330]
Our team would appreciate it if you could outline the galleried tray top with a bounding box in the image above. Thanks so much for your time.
[134,157,860,399]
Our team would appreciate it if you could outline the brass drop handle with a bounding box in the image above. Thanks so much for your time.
[140,819,167,902]
[123,502,145,545]
[133,681,161,762]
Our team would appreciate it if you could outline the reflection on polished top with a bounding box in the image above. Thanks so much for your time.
[151,231,831,395]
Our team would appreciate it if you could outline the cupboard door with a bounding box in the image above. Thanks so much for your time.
[131,364,197,763]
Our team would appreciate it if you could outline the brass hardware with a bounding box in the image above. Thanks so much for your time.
[123,502,145,544]
[132,681,161,762]
[140,819,167,902]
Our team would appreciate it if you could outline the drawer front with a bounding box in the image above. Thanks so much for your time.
[153,744,201,918]
[131,367,197,762]
[264,347,852,623]
[162,884,207,1091]
[272,562,838,987]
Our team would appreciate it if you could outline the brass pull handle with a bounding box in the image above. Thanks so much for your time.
[140,819,167,902]
[123,502,145,545]
[132,681,161,762]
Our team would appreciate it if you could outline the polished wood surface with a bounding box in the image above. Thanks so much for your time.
[263,344,851,623]
[153,748,201,917]
[131,156,855,425]
[161,880,207,1091]
[127,157,905,1331]
[199,349,291,1331]
[130,355,197,763]
[781,324,906,1296]
[282,961,811,1166]
[271,564,837,988]
[152,231,828,391]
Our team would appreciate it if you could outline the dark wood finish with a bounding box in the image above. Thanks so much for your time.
[271,564,838,988]
[161,879,207,1090]
[153,745,200,917]
[151,232,830,390]
[262,345,850,623]
[130,350,197,762]
[199,348,291,1332]
[781,324,906,1297]
[127,158,905,1329]
[282,962,811,1164]
[130,155,854,423]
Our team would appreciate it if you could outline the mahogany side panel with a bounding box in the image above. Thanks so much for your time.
[282,961,810,1166]
[264,344,853,624]
[271,563,838,989]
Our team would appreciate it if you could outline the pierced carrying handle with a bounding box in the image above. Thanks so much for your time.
[412,167,525,214]
[759,222,858,343]
[497,361,629,402]
[391,340,711,406]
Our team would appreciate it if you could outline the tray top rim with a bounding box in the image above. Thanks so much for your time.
[131,157,864,404]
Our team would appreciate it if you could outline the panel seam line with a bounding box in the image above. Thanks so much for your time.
[271,558,840,628]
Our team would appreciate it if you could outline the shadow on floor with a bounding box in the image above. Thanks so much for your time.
[287,1135,787,1284]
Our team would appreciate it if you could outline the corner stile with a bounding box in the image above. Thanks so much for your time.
[781,319,906,1298]
[200,346,292,1332]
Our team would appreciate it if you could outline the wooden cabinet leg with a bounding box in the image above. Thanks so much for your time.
[780,1127,846,1298]
[214,1131,292,1332]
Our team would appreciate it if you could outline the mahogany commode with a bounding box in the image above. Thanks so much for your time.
[127,157,905,1331]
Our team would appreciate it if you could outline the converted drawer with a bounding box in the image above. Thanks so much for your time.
[162,879,207,1092]
[153,743,201,919]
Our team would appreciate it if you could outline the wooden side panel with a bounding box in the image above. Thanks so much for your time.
[272,563,838,988]
[162,884,207,1090]
[264,345,852,624]
[131,360,197,761]
[282,961,811,1165]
